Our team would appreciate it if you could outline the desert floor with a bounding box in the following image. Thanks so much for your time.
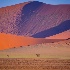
[0,58,70,70]
[0,39,70,70]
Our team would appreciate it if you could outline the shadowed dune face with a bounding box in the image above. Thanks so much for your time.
[0,1,70,38]
[32,20,70,38]
[46,30,70,39]
[17,1,43,34]
[0,33,64,50]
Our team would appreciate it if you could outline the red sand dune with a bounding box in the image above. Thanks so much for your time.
[0,1,70,37]
[0,33,64,50]
[0,1,70,50]
[0,2,29,35]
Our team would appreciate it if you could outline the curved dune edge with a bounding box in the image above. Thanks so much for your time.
[0,33,65,50]
[46,30,70,39]
[0,39,70,59]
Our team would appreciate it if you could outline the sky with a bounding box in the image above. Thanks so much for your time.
[0,0,70,8]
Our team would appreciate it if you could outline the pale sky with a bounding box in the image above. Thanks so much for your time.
[0,0,70,8]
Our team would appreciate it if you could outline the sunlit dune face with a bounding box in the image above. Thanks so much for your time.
[46,30,70,39]
[0,33,37,50]
[0,33,65,50]
[0,33,44,50]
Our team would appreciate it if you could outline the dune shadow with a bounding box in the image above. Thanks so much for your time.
[32,20,70,38]
[16,1,43,34]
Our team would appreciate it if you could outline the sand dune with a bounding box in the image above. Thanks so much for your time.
[0,1,70,37]
[0,33,64,50]
[0,39,70,59]
[0,1,70,59]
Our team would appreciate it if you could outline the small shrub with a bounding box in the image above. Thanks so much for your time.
[28,45,30,46]
[36,54,40,57]
[52,42,54,43]
[20,46,22,47]
[14,47,16,48]
[7,55,9,57]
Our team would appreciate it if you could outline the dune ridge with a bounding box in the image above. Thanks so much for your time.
[0,33,65,50]
[0,1,70,38]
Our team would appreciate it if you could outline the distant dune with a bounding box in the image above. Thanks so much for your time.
[0,1,70,38]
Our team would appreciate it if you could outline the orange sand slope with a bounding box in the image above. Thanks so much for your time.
[0,39,70,58]
[0,33,65,50]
